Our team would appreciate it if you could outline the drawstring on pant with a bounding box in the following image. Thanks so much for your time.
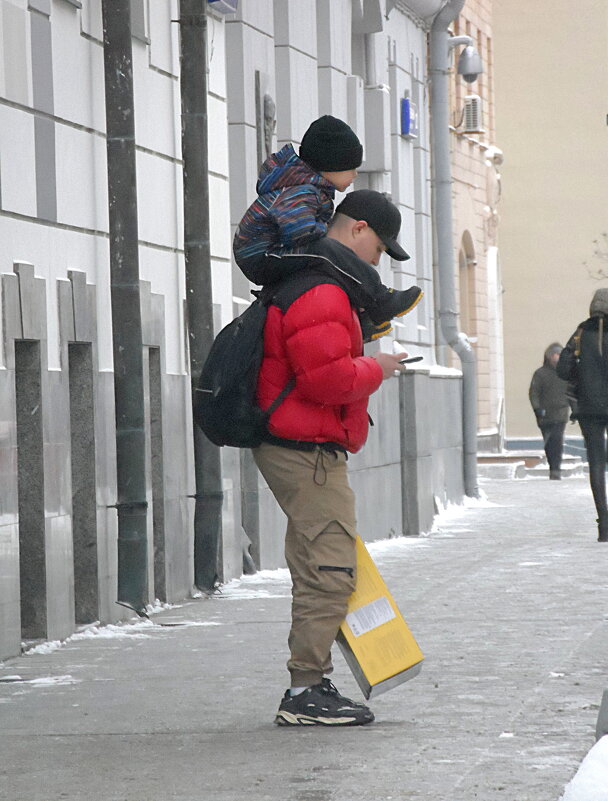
[313,448,328,486]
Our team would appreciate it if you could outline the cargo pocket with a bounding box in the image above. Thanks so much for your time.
[303,520,357,596]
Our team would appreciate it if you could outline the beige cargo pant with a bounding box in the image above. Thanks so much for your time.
[252,442,358,687]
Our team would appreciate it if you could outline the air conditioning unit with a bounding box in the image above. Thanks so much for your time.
[463,94,484,134]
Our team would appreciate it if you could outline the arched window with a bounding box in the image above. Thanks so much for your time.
[458,230,476,336]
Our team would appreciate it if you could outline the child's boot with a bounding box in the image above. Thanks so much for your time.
[367,286,423,326]
[359,312,393,343]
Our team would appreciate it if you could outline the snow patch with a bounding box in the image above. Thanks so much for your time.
[27,675,79,687]
[23,619,159,656]
[216,568,292,600]
[559,736,608,801]
[367,536,430,555]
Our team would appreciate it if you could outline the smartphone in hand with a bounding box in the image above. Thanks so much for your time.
[399,356,423,364]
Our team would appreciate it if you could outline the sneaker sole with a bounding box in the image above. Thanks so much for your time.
[275,711,374,727]
[394,289,424,318]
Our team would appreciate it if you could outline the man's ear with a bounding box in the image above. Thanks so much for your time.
[352,220,368,236]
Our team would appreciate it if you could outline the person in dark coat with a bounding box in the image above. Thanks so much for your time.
[529,343,570,480]
[557,288,608,542]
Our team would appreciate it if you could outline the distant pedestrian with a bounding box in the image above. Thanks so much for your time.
[529,343,570,480]
[557,288,608,542]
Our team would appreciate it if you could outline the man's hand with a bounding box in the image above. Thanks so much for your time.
[534,408,545,426]
[374,351,409,380]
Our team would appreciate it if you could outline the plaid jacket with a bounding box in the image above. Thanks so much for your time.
[233,144,335,280]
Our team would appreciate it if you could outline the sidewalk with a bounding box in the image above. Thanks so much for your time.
[1,475,607,801]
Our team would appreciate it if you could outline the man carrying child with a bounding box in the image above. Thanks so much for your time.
[233,116,420,726]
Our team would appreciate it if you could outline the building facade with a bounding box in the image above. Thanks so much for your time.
[448,0,504,448]
[493,0,608,440]
[0,0,492,661]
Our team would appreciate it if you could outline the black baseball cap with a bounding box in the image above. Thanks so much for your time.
[335,189,410,261]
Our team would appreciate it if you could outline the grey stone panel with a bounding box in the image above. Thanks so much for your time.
[0,523,20,660]
[28,0,51,18]
[351,462,403,541]
[141,282,194,600]
[406,452,435,533]
[57,279,76,350]
[30,7,54,113]
[42,371,72,515]
[94,374,120,623]
[15,339,46,640]
[41,358,75,640]
[256,474,287,570]
[68,343,99,624]
[351,376,401,470]
[2,274,23,351]
[14,262,47,341]
[140,348,155,606]
[30,4,57,222]
[240,449,261,567]
[162,496,193,601]
[140,281,153,345]
[148,347,166,603]
[0,365,20,659]
[398,371,465,535]
[59,274,122,625]
[34,116,57,222]
[44,513,75,642]
[158,374,194,600]
[68,271,91,343]
[2,3,30,106]
[220,447,244,580]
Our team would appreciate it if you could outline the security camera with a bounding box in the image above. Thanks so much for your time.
[457,45,483,83]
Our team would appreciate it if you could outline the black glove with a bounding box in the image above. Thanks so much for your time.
[534,408,545,425]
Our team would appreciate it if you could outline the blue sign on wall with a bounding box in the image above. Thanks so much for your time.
[208,0,238,14]
[400,97,419,139]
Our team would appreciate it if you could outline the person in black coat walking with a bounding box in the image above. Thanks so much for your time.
[529,343,570,480]
[557,288,608,542]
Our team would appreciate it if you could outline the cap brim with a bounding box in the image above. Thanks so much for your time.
[383,237,409,261]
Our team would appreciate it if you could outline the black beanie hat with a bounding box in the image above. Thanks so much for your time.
[299,115,363,172]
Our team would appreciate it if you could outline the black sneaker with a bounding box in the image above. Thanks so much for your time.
[368,286,423,326]
[275,679,374,726]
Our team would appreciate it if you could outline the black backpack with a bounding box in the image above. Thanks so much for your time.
[193,289,294,448]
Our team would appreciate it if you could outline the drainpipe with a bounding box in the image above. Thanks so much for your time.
[179,0,223,590]
[101,0,149,611]
[429,0,479,497]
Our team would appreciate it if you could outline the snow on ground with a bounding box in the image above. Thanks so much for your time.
[559,736,608,801]
[216,568,291,600]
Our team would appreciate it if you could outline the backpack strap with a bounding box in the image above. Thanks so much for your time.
[266,377,296,416]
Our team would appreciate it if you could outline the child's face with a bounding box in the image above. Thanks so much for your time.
[322,169,358,192]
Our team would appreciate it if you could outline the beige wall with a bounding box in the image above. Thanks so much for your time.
[449,1,505,436]
[493,0,608,438]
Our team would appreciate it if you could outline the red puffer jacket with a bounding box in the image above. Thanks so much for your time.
[257,283,383,453]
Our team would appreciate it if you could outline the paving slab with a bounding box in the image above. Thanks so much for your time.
[1,475,606,801]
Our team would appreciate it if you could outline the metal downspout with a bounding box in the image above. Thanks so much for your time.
[430,0,479,497]
[101,0,149,612]
[179,0,223,590]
